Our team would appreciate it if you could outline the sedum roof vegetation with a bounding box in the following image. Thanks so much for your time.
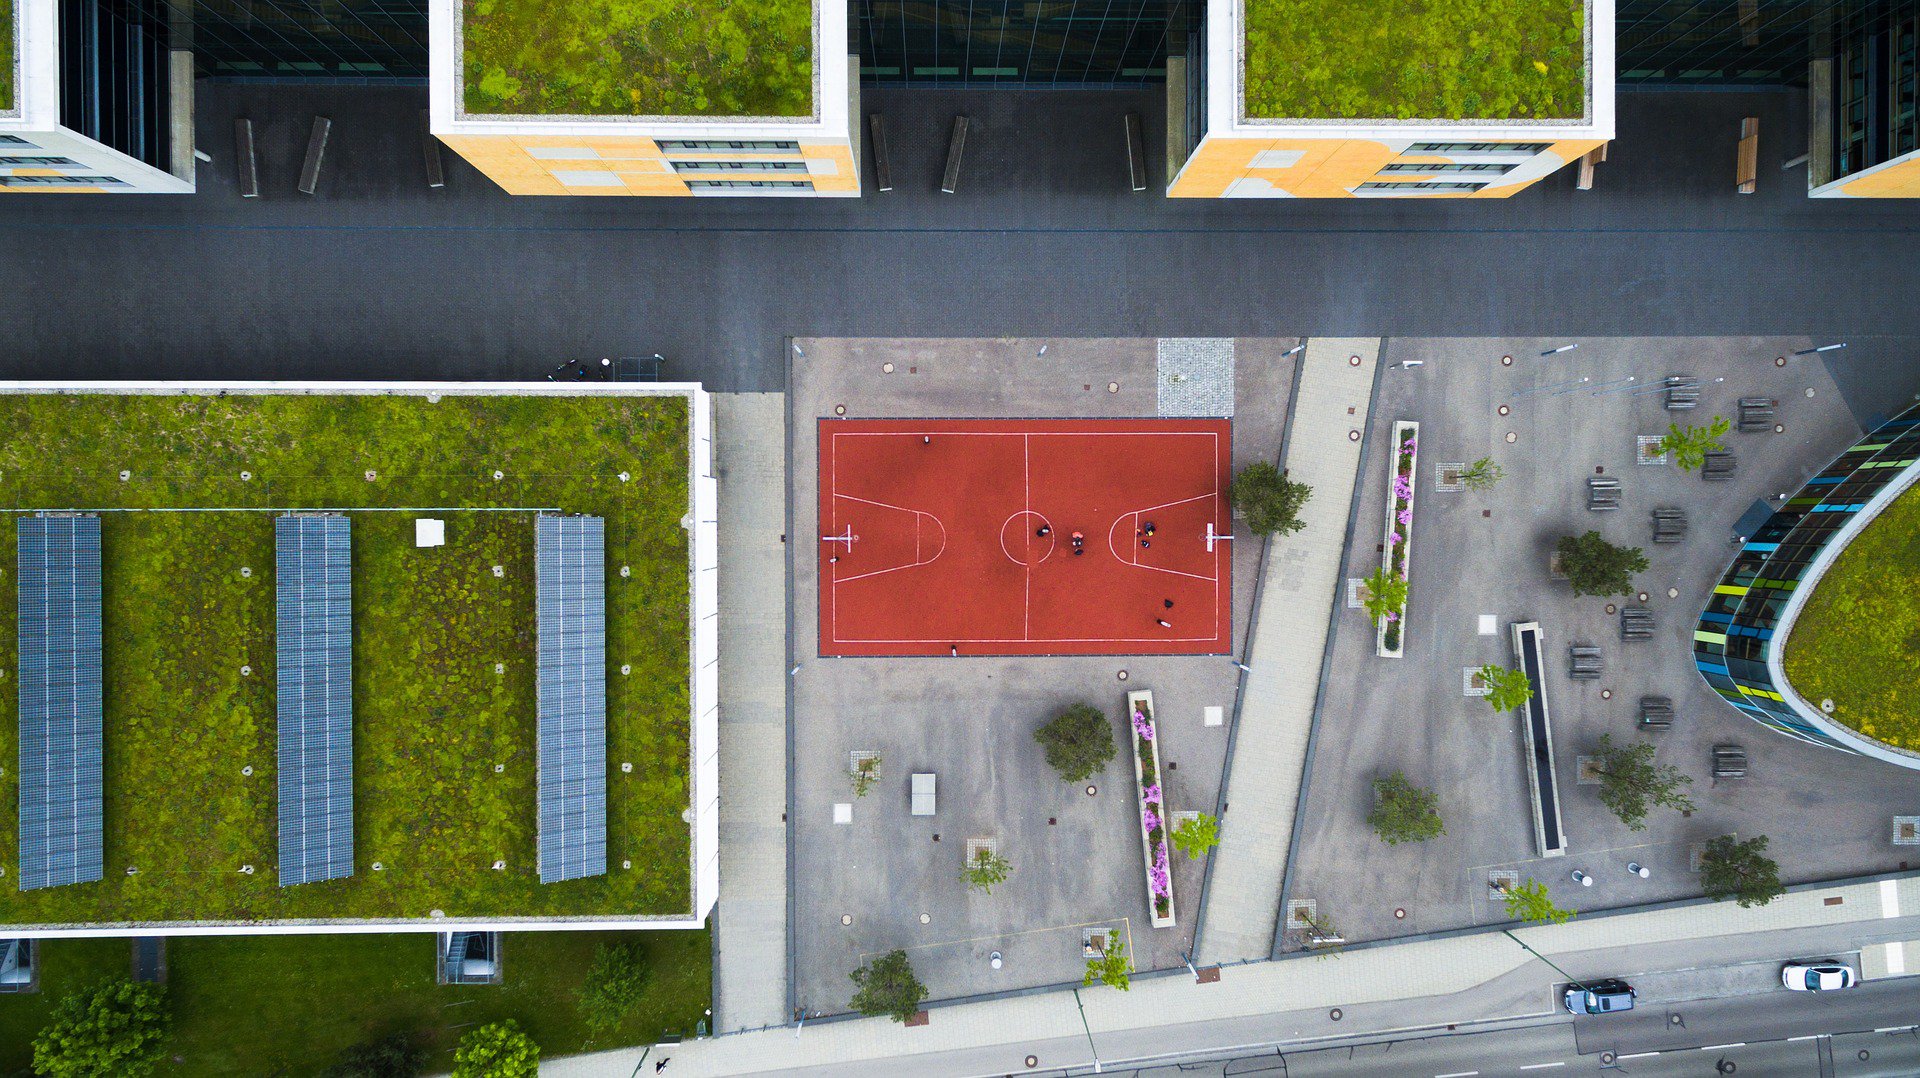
[1783,481,1920,752]
[0,391,693,926]
[2,0,14,113]
[1242,0,1587,121]
[462,0,813,117]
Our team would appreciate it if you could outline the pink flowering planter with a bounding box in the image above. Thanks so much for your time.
[1126,690,1176,928]
[1376,421,1418,658]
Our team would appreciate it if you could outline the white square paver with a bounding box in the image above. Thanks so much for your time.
[1204,706,1224,727]
[832,803,852,825]
[1478,614,1498,635]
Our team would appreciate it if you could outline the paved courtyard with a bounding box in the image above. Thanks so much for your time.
[1282,337,1920,950]
[787,338,1293,1011]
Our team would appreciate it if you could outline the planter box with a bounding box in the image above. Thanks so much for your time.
[1126,690,1176,928]
[1376,421,1419,657]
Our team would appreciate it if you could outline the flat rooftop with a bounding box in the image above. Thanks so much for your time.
[1241,0,1588,122]
[0,388,696,928]
[459,0,814,118]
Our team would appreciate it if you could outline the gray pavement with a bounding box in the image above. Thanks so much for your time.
[1283,337,1920,950]
[785,338,1292,1010]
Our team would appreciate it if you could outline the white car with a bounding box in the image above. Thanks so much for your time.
[1782,962,1856,991]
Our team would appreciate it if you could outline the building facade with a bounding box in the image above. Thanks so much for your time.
[1693,401,1920,765]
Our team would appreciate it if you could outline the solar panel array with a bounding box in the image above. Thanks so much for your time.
[535,515,608,883]
[276,515,355,887]
[16,516,105,891]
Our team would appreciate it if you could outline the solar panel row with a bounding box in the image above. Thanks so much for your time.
[16,516,105,892]
[535,515,608,883]
[275,515,355,887]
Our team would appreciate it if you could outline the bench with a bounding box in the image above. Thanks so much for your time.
[941,115,969,195]
[420,110,444,189]
[297,116,331,196]
[1125,112,1147,192]
[1702,451,1738,481]
[868,113,892,193]
[1639,696,1674,729]
[1569,645,1603,680]
[1713,744,1749,778]
[911,773,936,816]
[1736,116,1759,194]
[1665,374,1700,410]
[1620,606,1655,641]
[1587,476,1621,512]
[234,119,258,199]
[1738,396,1776,433]
[1652,507,1689,543]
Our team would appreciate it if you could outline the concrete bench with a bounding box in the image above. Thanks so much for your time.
[421,109,445,189]
[868,113,892,193]
[298,116,331,196]
[942,116,969,195]
[234,119,258,199]
[1125,112,1147,192]
[911,772,936,816]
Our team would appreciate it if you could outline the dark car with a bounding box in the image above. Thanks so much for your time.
[1564,978,1637,1015]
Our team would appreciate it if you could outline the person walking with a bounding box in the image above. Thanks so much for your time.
[1155,617,1172,628]
[1036,525,1052,537]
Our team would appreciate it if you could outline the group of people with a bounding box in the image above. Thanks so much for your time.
[1034,523,1089,556]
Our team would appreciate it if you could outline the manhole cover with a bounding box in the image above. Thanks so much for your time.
[1329,1008,1343,1021]
[1501,355,1514,366]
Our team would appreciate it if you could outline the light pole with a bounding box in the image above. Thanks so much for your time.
[1071,987,1103,1073]
[1501,929,1591,994]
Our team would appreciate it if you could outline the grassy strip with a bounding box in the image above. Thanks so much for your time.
[1782,482,1920,750]
[462,0,812,117]
[1,0,14,113]
[0,929,709,1075]
[0,393,691,923]
[1243,0,1586,120]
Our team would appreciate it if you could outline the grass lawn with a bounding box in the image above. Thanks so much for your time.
[461,0,813,117]
[0,391,693,924]
[0,929,710,1076]
[1783,481,1920,750]
[1242,0,1587,120]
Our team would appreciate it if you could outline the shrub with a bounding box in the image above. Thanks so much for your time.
[1360,567,1408,627]
[1033,703,1115,783]
[31,978,171,1078]
[850,950,928,1023]
[1591,733,1695,831]
[1556,531,1648,597]
[1230,462,1312,536]
[1083,937,1132,991]
[1501,878,1575,925]
[453,1021,539,1078]
[322,1033,428,1078]
[1367,771,1445,845]
[1171,812,1220,859]
[1700,835,1785,908]
[576,942,653,1036]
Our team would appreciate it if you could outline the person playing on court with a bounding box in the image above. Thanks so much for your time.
[1037,525,1051,537]
[1143,521,1157,536]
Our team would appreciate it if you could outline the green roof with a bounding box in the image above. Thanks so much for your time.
[461,0,813,118]
[1242,0,1587,122]
[2,0,16,114]
[0,391,694,926]
[1783,479,1920,752]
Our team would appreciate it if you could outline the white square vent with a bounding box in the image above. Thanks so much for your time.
[415,519,445,548]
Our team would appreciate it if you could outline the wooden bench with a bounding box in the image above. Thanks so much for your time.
[1576,142,1608,191]
[297,116,331,196]
[233,119,258,199]
[941,115,969,195]
[1737,116,1758,194]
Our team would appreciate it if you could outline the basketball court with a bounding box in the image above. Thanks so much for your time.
[818,418,1232,656]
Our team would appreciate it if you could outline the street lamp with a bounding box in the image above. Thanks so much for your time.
[1071,987,1103,1072]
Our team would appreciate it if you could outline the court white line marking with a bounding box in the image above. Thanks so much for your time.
[1787,1035,1825,1042]
[1618,1051,1663,1058]
[1024,434,1031,641]
[1518,1063,1565,1071]
[1434,1071,1480,1077]
[1698,1043,1746,1051]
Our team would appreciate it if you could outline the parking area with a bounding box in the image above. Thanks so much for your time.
[787,337,1293,1010]
[1282,337,1920,949]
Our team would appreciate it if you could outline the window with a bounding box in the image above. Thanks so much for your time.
[0,175,129,186]
[0,136,38,147]
[1404,142,1550,155]
[684,179,816,190]
[1354,181,1486,192]
[668,160,809,173]
[655,140,800,155]
[1377,162,1517,175]
[0,157,83,167]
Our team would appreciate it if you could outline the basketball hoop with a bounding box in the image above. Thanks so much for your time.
[821,525,857,550]
[1205,522,1234,553]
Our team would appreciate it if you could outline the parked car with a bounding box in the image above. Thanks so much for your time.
[1782,962,1856,992]
[1563,978,1637,1014]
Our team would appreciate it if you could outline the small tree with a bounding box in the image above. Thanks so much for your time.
[1501,878,1575,925]
[31,978,170,1078]
[575,941,652,1036]
[1460,457,1505,491]
[1360,566,1408,626]
[1171,812,1220,859]
[1290,908,1344,956]
[962,847,1013,893]
[323,1033,427,1078]
[1230,462,1313,537]
[1083,936,1132,991]
[1033,703,1116,783]
[1700,834,1785,908]
[452,1022,539,1078]
[1367,771,1445,846]
[1591,733,1695,831]
[1660,416,1731,472]
[1478,664,1534,714]
[850,950,928,1023]
[1556,531,1649,598]
[851,754,881,798]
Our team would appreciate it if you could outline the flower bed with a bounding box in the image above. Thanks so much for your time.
[1377,421,1419,657]
[1127,690,1176,928]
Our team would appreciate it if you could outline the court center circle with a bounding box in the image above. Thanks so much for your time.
[999,511,1056,565]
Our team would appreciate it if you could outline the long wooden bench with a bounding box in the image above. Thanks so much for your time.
[1737,116,1759,194]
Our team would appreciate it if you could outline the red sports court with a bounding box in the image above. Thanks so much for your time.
[818,418,1232,656]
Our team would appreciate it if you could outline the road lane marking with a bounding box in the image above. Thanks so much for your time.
[1433,1071,1480,1077]
[1618,1052,1662,1059]
[1788,1035,1827,1042]
[1887,941,1907,975]
[1881,878,1901,918]
[1874,1026,1914,1033]
[1700,1043,1747,1051]
[1518,1064,1565,1071]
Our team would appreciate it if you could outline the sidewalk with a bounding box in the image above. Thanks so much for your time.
[711,393,791,1033]
[546,873,1920,1077]
[1196,338,1380,965]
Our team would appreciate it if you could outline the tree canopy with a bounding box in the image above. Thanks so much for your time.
[1591,733,1695,831]
[1034,703,1116,783]
[850,950,929,1023]
[32,979,171,1078]
[1557,531,1649,597]
[1700,834,1785,908]
[1231,462,1313,536]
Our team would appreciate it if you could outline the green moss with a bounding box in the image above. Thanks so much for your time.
[1783,482,1920,751]
[1242,0,1587,121]
[461,0,813,117]
[2,0,14,114]
[0,930,710,1075]
[0,393,692,924]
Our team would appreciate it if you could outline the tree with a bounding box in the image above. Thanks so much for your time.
[1171,812,1220,859]
[453,1022,538,1078]
[576,941,652,1036]
[1230,462,1312,536]
[962,847,1012,893]
[1360,566,1408,626]
[31,978,170,1078]
[1033,703,1115,783]
[1501,878,1575,925]
[850,950,928,1023]
[1700,834,1785,908]
[851,753,881,798]
[1289,908,1344,956]
[1460,456,1505,492]
[1478,664,1533,714]
[1660,416,1731,472]
[1367,771,1445,845]
[323,1033,427,1078]
[1083,936,1132,991]
[1556,531,1649,598]
[1590,733,1695,831]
